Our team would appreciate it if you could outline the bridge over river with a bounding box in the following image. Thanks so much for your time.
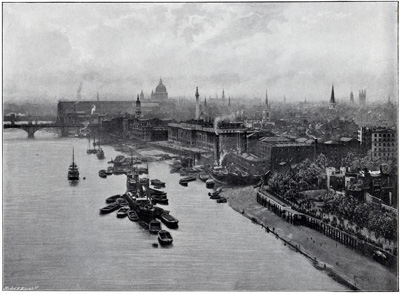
[3,121,99,138]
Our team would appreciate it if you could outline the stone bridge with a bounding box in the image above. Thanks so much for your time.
[3,121,99,138]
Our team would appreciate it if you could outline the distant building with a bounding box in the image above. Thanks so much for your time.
[151,78,168,100]
[359,89,366,105]
[350,91,354,103]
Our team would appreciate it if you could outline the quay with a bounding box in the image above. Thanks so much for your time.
[224,186,398,291]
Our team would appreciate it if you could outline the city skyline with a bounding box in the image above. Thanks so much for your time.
[3,2,398,103]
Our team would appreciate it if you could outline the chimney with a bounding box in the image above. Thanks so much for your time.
[214,135,220,165]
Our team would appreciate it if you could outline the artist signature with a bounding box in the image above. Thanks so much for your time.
[4,286,39,291]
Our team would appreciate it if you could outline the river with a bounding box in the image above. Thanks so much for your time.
[3,129,346,291]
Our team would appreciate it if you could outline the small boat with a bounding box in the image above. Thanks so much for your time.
[127,210,139,222]
[105,167,113,175]
[198,172,210,182]
[181,175,197,182]
[98,170,107,178]
[117,207,130,218]
[179,179,188,186]
[208,190,220,197]
[206,179,215,189]
[160,213,179,228]
[105,194,121,204]
[151,179,166,187]
[210,193,221,200]
[151,194,169,205]
[99,203,120,214]
[147,187,167,195]
[158,230,173,245]
[217,197,227,203]
[149,220,162,234]
[68,148,79,181]
[170,168,180,174]
[97,148,105,160]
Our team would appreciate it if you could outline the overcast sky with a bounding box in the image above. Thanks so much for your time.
[3,2,398,103]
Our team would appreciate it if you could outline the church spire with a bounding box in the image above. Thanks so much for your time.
[228,96,231,106]
[195,87,200,120]
[330,84,335,104]
[265,89,269,108]
[222,89,225,100]
[329,84,336,109]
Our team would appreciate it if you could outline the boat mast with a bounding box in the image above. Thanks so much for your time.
[72,147,75,165]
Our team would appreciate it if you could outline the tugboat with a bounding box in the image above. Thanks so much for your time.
[87,135,97,154]
[68,148,79,181]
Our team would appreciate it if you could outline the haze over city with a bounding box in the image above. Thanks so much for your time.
[3,2,398,103]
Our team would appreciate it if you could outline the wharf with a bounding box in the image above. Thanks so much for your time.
[149,141,211,157]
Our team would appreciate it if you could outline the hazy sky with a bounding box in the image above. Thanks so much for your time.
[3,2,398,103]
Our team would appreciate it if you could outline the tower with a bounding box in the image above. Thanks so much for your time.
[359,89,366,105]
[350,91,354,103]
[222,89,225,100]
[97,92,99,101]
[195,87,200,120]
[228,96,231,106]
[262,89,271,121]
[329,85,336,109]
[140,90,144,100]
[135,94,142,118]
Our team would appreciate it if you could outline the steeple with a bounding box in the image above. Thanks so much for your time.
[330,85,335,104]
[284,95,286,103]
[195,87,200,120]
[222,89,225,100]
[329,84,336,109]
[228,96,231,106]
[265,89,269,109]
[350,91,354,103]
[97,92,99,101]
[204,97,207,107]
[135,94,142,118]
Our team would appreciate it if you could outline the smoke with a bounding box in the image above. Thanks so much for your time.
[214,113,236,135]
[91,104,96,115]
[77,82,83,100]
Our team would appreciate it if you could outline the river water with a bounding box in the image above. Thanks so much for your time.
[3,129,346,291]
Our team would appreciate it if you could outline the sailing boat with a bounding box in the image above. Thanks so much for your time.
[97,138,105,160]
[68,148,80,181]
[87,136,92,154]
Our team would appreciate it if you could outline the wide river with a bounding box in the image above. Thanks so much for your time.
[3,129,346,291]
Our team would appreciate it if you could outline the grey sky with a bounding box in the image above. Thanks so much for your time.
[3,2,398,103]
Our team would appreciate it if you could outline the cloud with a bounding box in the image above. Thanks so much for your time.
[2,2,398,103]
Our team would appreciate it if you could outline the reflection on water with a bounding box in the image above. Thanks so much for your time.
[3,130,345,291]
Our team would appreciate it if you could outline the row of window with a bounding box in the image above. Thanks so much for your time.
[373,153,394,158]
[372,148,395,152]
[372,142,397,146]
[373,133,395,137]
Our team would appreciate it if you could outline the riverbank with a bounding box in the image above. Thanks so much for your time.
[221,186,398,291]
[102,141,397,290]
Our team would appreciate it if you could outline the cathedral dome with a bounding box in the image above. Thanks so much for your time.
[155,79,167,93]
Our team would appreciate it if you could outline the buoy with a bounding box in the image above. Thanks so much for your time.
[83,177,86,180]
